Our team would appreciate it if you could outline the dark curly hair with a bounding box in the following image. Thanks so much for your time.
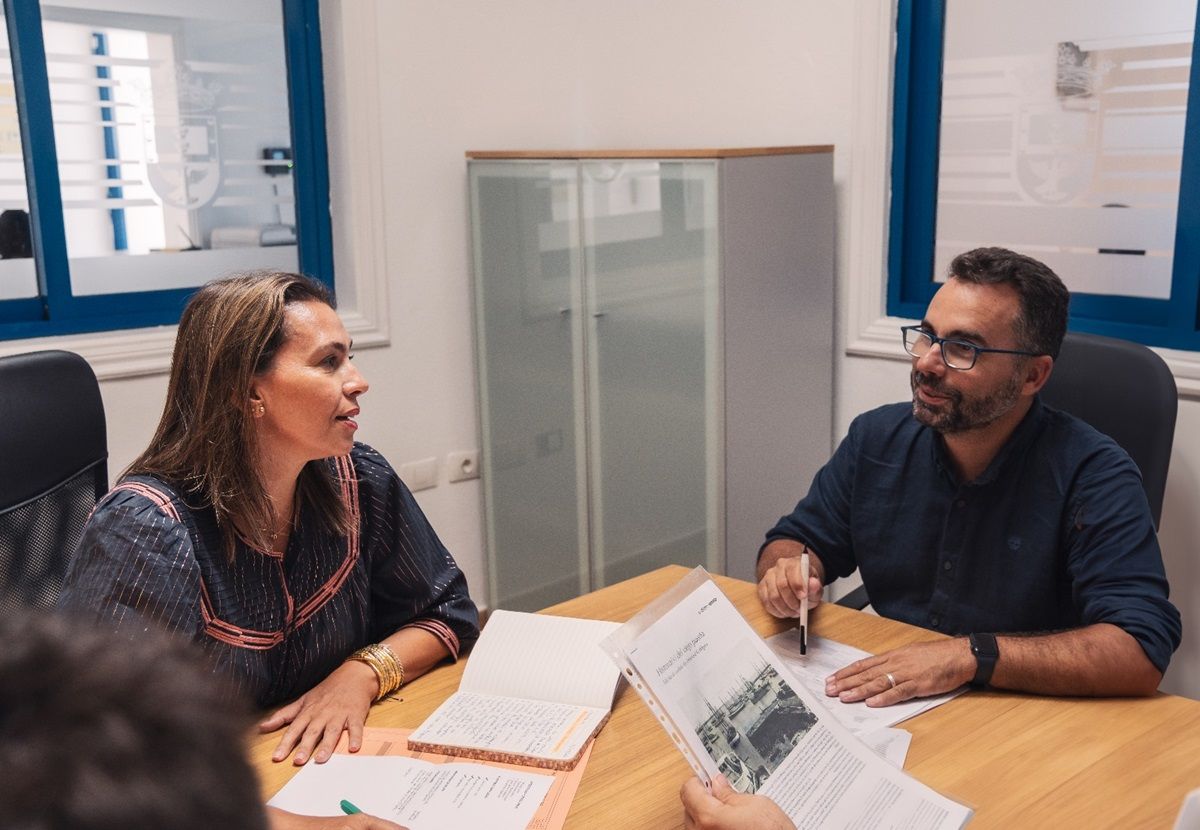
[0,612,267,830]
[947,247,1070,359]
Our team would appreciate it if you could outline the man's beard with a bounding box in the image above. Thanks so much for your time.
[910,369,1023,433]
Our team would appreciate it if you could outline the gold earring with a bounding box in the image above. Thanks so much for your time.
[254,402,265,417]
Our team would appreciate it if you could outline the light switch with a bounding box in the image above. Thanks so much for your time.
[398,457,438,492]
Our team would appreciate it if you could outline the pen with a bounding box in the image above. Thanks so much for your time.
[340,799,362,815]
[799,550,810,655]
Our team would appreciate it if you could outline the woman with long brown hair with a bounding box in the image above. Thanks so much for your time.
[59,273,478,790]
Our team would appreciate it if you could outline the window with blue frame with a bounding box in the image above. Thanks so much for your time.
[890,0,1200,351]
[0,0,331,340]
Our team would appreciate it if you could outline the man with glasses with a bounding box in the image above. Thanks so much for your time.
[757,247,1180,706]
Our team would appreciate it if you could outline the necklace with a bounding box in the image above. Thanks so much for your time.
[265,507,296,544]
[259,488,299,549]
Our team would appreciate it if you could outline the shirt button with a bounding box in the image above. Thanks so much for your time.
[943,561,953,571]
[930,615,941,627]
[954,499,967,509]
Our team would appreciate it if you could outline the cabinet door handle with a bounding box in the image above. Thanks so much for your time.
[558,307,570,316]
[592,311,607,319]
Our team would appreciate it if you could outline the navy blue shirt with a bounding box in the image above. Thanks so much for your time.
[60,443,479,708]
[763,399,1181,673]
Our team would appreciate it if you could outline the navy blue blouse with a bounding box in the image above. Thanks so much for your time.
[59,443,480,707]
[763,399,1181,673]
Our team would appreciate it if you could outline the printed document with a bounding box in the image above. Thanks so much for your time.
[767,632,964,736]
[861,727,912,768]
[603,568,972,829]
[267,754,552,830]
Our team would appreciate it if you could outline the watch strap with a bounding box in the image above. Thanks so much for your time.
[969,632,999,688]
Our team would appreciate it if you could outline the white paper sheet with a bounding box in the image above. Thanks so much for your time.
[1174,786,1200,830]
[861,727,912,768]
[460,611,622,708]
[267,754,553,830]
[766,632,964,735]
[604,570,972,829]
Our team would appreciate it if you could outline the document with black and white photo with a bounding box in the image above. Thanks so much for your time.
[602,568,971,829]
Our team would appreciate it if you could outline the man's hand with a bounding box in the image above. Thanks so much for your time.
[757,540,824,619]
[825,639,974,707]
[259,660,379,765]
[680,774,795,830]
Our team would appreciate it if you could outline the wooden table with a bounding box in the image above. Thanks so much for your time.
[251,565,1200,828]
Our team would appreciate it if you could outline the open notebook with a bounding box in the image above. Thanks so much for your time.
[407,610,622,769]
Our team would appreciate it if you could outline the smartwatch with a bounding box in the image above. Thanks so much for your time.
[969,633,999,689]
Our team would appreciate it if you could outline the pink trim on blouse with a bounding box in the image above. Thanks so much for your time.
[110,456,361,652]
[403,618,461,661]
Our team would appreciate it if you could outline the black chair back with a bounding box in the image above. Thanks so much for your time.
[0,350,107,611]
[1040,331,1177,529]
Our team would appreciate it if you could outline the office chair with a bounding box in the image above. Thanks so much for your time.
[0,350,107,612]
[1040,331,1177,527]
[836,331,1178,610]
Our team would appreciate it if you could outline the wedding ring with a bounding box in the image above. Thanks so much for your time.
[885,672,897,689]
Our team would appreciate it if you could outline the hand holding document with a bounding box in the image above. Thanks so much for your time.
[407,610,621,769]
[603,567,971,829]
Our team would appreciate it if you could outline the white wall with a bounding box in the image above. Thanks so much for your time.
[91,0,857,611]
[85,0,1200,698]
[320,0,859,609]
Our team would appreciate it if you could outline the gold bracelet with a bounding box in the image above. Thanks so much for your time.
[348,643,405,701]
[380,643,405,695]
[348,644,403,700]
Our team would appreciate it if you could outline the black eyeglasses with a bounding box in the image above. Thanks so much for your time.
[901,326,1042,371]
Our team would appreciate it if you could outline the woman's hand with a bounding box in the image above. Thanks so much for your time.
[259,660,378,765]
[267,807,405,830]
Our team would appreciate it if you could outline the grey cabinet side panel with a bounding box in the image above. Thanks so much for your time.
[720,153,835,581]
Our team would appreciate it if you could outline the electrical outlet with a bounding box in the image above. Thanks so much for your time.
[398,457,438,492]
[447,450,480,483]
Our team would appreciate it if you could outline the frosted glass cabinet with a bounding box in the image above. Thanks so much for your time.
[468,147,834,610]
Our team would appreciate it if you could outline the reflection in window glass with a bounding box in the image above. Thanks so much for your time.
[41,1,298,296]
[0,10,37,301]
[936,0,1196,299]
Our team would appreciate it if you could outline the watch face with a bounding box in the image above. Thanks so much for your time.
[971,633,999,658]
